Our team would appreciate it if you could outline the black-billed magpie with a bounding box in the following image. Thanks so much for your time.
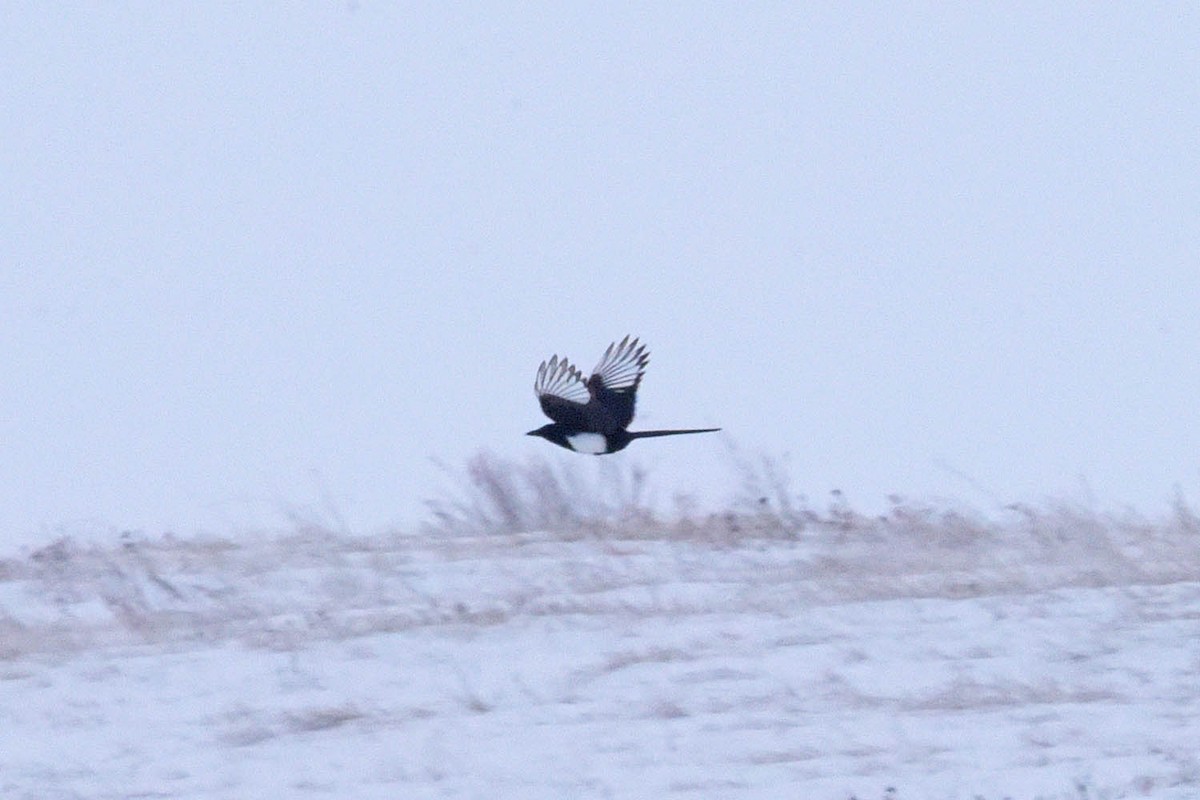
[526,336,720,454]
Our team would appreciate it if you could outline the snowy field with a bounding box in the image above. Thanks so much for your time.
[3,466,1200,799]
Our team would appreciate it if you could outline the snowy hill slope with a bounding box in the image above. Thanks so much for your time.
[2,490,1199,799]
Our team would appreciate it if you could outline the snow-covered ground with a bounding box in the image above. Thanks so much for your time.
[2,500,1199,799]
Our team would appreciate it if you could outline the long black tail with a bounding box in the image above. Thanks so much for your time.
[629,428,721,439]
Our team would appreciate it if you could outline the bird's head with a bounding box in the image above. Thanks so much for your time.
[526,424,554,440]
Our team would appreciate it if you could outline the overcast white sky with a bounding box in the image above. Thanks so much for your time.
[3,4,1199,546]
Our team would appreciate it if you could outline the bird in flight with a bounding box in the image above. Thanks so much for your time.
[527,336,720,454]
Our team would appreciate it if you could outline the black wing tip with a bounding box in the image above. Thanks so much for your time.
[600,335,650,378]
[534,352,588,403]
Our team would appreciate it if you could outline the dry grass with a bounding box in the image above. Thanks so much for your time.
[1,450,1198,665]
[423,450,1200,584]
[423,451,653,537]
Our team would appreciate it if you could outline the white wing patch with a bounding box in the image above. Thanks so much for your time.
[566,432,608,454]
[534,354,590,404]
[590,335,649,391]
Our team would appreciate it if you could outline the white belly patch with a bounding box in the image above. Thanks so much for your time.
[566,432,607,454]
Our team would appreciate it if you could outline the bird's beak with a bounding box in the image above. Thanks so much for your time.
[525,429,537,436]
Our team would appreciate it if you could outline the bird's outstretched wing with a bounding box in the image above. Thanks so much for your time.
[534,354,590,427]
[586,335,649,430]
